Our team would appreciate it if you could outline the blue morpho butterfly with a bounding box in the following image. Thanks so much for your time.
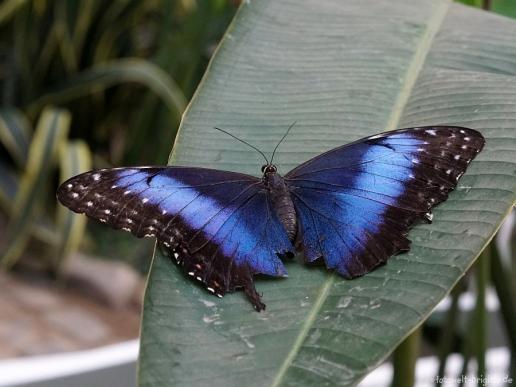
[57,125,484,311]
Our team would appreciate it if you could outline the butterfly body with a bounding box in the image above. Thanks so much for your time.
[57,126,484,311]
[263,168,298,241]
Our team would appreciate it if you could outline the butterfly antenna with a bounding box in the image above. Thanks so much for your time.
[213,127,269,165]
[270,121,297,165]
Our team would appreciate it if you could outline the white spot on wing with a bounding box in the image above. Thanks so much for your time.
[93,173,101,181]
[142,198,149,204]
[71,192,79,198]
[454,155,460,160]
[87,201,93,207]
[425,129,437,136]
[464,137,470,142]
[104,209,111,214]
[67,183,73,189]
[124,190,131,195]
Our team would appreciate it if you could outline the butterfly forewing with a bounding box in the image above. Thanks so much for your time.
[286,126,484,277]
[57,166,294,310]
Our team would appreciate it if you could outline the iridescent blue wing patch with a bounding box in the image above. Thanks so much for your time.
[285,126,484,278]
[57,167,293,310]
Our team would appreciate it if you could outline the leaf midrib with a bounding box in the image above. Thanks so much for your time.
[269,0,451,385]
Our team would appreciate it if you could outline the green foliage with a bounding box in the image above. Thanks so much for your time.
[0,0,236,165]
[138,1,516,386]
[0,0,237,270]
[455,0,516,18]
[0,105,94,271]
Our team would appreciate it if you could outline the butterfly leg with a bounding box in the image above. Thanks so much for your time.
[244,283,266,312]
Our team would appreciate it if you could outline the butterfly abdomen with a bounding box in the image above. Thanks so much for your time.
[265,172,297,241]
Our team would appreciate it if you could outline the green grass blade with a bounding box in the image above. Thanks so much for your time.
[0,107,31,167]
[71,0,99,58]
[1,107,70,269]
[0,162,18,210]
[28,58,187,122]
[54,139,92,269]
[53,1,79,74]
[0,0,28,24]
[139,1,516,386]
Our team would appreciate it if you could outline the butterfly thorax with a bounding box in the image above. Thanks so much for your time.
[263,169,297,242]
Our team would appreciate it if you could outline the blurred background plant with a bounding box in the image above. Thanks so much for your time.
[0,0,514,386]
[0,0,238,272]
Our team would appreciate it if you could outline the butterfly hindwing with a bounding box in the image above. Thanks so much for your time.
[285,126,484,277]
[57,167,294,310]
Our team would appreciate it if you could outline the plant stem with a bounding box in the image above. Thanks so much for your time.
[490,241,516,381]
[391,328,421,387]
[436,283,463,384]
[473,248,489,382]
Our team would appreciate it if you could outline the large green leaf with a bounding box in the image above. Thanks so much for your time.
[139,1,516,386]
